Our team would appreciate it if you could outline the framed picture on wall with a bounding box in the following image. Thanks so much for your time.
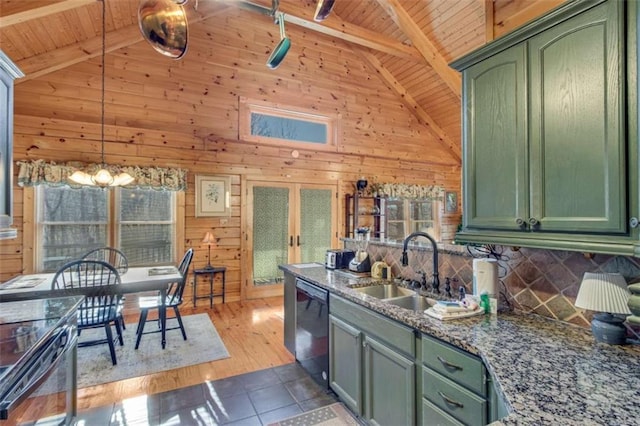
[445,191,458,214]
[195,175,231,217]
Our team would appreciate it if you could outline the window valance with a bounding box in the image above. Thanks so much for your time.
[368,182,444,200]
[16,160,187,191]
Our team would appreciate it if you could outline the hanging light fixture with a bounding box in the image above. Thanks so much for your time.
[314,0,336,22]
[266,11,291,69]
[138,0,189,59]
[69,0,134,188]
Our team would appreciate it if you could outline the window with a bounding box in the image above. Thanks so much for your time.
[239,98,337,149]
[36,186,177,272]
[385,199,440,242]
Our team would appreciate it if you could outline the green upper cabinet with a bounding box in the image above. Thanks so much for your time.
[463,43,527,231]
[528,1,625,233]
[451,0,639,255]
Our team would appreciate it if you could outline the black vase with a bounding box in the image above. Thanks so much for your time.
[356,179,368,194]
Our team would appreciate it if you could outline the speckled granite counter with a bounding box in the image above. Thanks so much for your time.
[280,263,640,426]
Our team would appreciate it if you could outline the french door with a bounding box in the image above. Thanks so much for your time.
[244,180,337,299]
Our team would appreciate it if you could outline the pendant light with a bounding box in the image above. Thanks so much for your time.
[69,0,134,188]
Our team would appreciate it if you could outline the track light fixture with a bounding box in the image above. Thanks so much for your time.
[314,0,336,22]
[266,11,291,69]
[138,0,189,59]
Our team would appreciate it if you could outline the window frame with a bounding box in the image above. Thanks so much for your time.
[29,186,183,273]
[384,198,441,242]
[114,188,178,265]
[239,97,339,151]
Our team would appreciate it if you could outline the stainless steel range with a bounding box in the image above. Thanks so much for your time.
[0,296,82,424]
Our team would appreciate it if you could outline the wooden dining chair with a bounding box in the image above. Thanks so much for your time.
[52,259,123,365]
[134,248,194,349]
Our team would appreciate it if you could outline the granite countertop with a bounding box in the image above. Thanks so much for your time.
[280,263,640,426]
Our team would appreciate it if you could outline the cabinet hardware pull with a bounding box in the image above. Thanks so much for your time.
[437,356,463,371]
[528,217,539,227]
[515,217,524,226]
[297,235,300,246]
[289,236,293,247]
[438,391,464,409]
[630,217,639,228]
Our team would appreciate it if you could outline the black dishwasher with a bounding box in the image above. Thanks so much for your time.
[295,278,329,389]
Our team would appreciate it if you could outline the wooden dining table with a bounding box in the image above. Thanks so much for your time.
[0,266,183,349]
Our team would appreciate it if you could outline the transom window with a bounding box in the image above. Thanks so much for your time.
[239,97,337,149]
[36,186,177,272]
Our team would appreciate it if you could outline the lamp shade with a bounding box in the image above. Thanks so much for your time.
[575,272,631,315]
[202,231,216,246]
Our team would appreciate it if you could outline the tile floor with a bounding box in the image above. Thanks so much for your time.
[74,363,339,426]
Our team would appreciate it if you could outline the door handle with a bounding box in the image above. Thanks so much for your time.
[297,236,300,246]
[289,236,293,247]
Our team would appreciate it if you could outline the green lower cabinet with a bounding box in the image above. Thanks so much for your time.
[329,314,363,414]
[364,335,415,426]
[422,398,464,426]
[422,368,487,426]
[329,295,417,425]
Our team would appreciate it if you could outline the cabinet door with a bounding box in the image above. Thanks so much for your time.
[462,43,528,230]
[364,335,415,426]
[329,315,363,415]
[528,0,625,233]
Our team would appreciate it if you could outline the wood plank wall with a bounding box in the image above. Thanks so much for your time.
[1,8,460,303]
[0,2,563,303]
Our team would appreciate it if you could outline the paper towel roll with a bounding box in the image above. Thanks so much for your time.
[472,258,498,297]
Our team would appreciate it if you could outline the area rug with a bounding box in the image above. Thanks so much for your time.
[39,313,229,394]
[268,403,360,426]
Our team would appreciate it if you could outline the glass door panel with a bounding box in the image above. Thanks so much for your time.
[300,188,332,263]
[252,186,290,287]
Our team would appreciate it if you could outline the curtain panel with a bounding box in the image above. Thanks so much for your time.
[16,160,187,191]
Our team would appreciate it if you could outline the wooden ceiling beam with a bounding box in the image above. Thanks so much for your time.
[374,0,461,99]
[14,2,227,84]
[357,50,461,163]
[235,1,423,62]
[0,0,95,29]
[484,0,495,42]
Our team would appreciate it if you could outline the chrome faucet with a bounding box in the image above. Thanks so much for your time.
[401,231,440,294]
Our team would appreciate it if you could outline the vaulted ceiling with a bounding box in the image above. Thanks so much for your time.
[0,0,564,164]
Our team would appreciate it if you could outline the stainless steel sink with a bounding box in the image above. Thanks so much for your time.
[384,294,437,312]
[353,284,416,299]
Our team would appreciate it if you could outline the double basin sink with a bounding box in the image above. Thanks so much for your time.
[351,283,436,312]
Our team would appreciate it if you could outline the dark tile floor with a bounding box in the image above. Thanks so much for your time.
[75,363,339,425]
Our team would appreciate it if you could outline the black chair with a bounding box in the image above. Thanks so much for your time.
[52,259,123,365]
[83,247,128,276]
[134,248,194,349]
[83,247,128,330]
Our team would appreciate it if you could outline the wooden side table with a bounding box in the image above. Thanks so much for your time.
[193,267,226,308]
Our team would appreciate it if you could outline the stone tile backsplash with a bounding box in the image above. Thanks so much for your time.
[345,239,640,328]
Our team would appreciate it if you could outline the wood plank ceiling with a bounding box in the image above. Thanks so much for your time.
[0,0,564,165]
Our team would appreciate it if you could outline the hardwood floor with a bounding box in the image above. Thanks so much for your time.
[77,296,294,411]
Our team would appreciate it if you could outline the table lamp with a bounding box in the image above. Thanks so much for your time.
[575,272,631,345]
[202,231,216,270]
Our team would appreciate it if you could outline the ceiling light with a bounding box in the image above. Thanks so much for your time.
[266,12,290,69]
[314,0,335,22]
[69,0,134,188]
